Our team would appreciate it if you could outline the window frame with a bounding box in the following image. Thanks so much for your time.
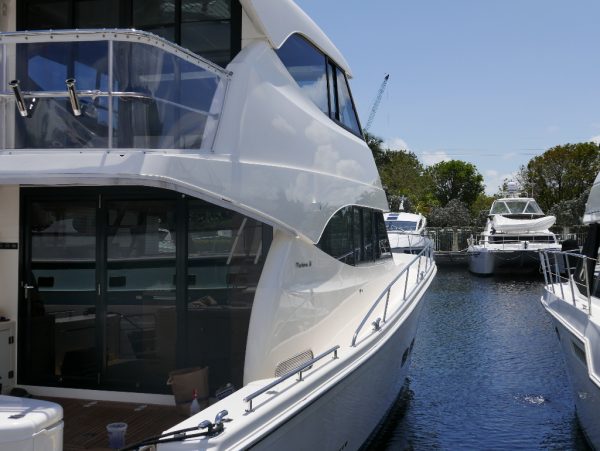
[277,34,363,139]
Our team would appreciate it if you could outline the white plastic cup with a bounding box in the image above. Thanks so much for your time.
[106,422,128,449]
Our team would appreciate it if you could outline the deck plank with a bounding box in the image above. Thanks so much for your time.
[40,396,184,450]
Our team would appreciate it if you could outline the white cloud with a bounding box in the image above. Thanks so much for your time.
[421,151,451,166]
[590,135,600,145]
[384,137,409,151]
[502,152,517,161]
[483,169,516,195]
[545,125,559,134]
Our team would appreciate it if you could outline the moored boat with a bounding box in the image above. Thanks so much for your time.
[540,172,600,449]
[469,184,560,275]
[384,211,432,254]
[0,0,436,449]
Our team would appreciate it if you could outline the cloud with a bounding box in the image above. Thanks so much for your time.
[502,152,517,161]
[384,137,410,151]
[545,125,559,134]
[421,151,450,166]
[483,169,516,195]
[590,135,600,145]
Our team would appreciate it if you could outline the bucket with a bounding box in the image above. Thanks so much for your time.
[106,422,127,449]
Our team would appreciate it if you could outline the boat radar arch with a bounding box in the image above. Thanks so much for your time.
[584,171,600,224]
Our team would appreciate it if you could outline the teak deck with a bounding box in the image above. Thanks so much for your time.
[40,396,183,450]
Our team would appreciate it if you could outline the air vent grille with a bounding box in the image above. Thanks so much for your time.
[274,349,314,377]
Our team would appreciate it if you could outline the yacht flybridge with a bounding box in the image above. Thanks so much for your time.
[468,186,560,275]
[540,172,600,449]
[0,0,436,449]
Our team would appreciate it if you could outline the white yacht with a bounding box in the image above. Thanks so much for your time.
[469,185,560,275]
[384,212,432,254]
[0,0,436,449]
[540,172,600,449]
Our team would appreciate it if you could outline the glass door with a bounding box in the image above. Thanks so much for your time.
[103,198,178,392]
[21,198,99,387]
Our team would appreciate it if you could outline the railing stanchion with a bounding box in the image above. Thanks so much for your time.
[383,289,390,323]
[554,257,565,300]
[565,253,576,307]
[403,267,410,301]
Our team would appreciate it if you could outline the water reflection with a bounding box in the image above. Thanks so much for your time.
[370,267,590,450]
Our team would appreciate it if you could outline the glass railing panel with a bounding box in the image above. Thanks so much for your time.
[0,31,228,151]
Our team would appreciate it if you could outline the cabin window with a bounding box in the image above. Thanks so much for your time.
[334,67,361,135]
[276,34,329,115]
[18,0,242,67]
[318,206,391,265]
[277,34,363,137]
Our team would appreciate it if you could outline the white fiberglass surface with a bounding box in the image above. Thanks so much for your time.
[490,199,543,215]
[0,32,228,150]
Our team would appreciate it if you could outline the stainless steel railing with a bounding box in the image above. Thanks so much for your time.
[539,249,596,316]
[351,243,435,347]
[243,345,339,413]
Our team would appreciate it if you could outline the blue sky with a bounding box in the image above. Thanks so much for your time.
[295,0,600,194]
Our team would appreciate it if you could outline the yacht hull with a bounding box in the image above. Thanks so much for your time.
[542,291,600,450]
[469,248,542,275]
[249,281,429,451]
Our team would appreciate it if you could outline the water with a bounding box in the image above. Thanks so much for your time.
[375,266,591,450]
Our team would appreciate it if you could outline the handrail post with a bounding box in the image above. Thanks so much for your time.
[545,253,555,294]
[554,257,564,300]
[383,289,390,322]
[403,267,410,300]
[584,256,592,314]
[565,253,576,307]
[540,251,549,286]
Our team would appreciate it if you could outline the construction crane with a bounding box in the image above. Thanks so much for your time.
[363,73,389,132]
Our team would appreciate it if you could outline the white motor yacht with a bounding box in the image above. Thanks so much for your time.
[0,0,436,449]
[469,186,560,275]
[540,172,600,449]
[384,212,432,254]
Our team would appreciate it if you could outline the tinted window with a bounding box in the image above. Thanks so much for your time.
[318,207,390,265]
[276,35,329,115]
[317,207,354,264]
[336,69,361,135]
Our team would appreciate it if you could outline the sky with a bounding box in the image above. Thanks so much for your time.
[295,0,600,194]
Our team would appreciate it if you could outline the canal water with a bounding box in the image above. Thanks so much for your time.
[374,266,591,450]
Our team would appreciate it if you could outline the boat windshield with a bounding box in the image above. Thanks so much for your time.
[490,199,543,215]
[385,220,417,232]
[0,31,229,150]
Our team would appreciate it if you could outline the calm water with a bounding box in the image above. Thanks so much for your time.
[375,266,591,450]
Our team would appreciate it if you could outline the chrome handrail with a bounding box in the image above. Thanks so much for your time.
[351,243,434,347]
[243,345,339,413]
[540,249,596,316]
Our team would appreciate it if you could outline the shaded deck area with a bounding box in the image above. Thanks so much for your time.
[40,396,183,450]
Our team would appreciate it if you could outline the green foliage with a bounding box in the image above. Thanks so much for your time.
[547,187,591,226]
[425,160,484,207]
[428,199,472,227]
[518,142,600,213]
[366,132,434,213]
[470,193,495,226]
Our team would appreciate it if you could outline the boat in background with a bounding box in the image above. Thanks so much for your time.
[540,171,600,449]
[469,182,560,275]
[384,212,432,254]
[0,0,436,449]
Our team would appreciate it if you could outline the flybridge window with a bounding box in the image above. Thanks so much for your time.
[318,206,391,265]
[277,34,362,137]
[0,34,228,150]
[490,200,543,215]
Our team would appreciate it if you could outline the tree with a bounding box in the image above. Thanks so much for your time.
[425,160,484,207]
[364,132,390,167]
[428,199,472,227]
[518,142,600,212]
[366,132,435,213]
[547,187,590,226]
[470,192,495,226]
